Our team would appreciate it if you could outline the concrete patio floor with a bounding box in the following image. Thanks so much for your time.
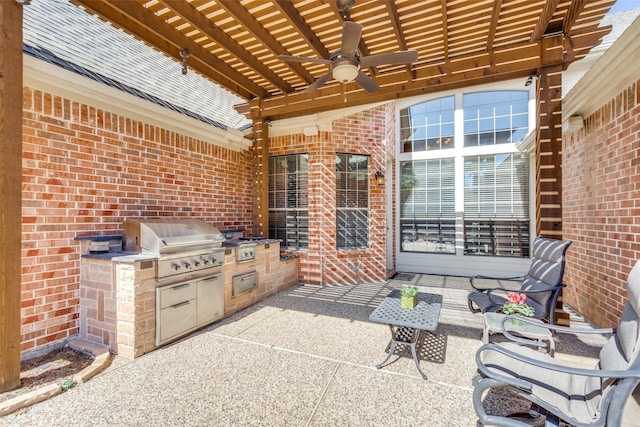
[0,274,633,426]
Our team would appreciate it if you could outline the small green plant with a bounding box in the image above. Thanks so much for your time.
[501,292,535,317]
[61,379,76,391]
[400,286,419,297]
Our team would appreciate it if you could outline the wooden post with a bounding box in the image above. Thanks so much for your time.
[251,116,269,238]
[535,65,569,326]
[535,65,564,238]
[0,0,24,392]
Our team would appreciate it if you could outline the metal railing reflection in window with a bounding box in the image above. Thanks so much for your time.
[401,219,456,254]
[464,219,529,257]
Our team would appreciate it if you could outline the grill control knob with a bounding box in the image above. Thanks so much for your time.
[182,261,191,269]
[193,260,200,267]
[202,258,209,265]
[172,263,180,271]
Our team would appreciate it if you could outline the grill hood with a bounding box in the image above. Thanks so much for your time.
[123,218,225,254]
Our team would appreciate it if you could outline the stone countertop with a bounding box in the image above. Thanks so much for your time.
[222,238,281,247]
[81,252,157,262]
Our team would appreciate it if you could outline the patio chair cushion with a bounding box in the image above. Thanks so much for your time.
[481,342,601,423]
[467,291,546,317]
[520,238,572,310]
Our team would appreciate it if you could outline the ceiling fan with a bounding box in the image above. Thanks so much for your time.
[277,0,418,94]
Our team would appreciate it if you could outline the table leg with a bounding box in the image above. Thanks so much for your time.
[408,340,427,380]
[374,325,427,379]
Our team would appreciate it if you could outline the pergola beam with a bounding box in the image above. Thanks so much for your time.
[531,0,562,40]
[161,0,292,94]
[272,1,330,61]
[238,26,610,120]
[72,0,265,99]
[217,0,315,85]
[382,0,413,78]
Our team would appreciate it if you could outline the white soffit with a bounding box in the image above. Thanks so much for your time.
[564,16,640,118]
[267,101,388,137]
[23,56,252,151]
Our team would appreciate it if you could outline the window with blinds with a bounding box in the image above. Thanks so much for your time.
[463,154,529,257]
[336,153,369,249]
[268,154,308,249]
[400,159,455,253]
[398,89,532,259]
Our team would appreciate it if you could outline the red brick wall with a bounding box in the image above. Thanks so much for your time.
[20,87,253,352]
[563,81,640,327]
[270,103,393,285]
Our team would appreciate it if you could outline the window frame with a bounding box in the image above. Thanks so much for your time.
[336,152,370,250]
[396,82,535,266]
[268,153,309,250]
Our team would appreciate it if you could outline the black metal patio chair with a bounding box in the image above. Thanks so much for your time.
[472,258,640,426]
[467,237,572,325]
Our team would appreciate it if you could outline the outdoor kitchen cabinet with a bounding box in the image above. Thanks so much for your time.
[156,273,224,346]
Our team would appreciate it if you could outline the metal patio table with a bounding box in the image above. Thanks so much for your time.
[369,289,442,379]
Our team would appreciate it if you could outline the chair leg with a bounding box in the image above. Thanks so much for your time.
[469,298,481,314]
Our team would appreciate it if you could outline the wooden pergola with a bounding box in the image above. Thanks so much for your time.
[1,0,615,390]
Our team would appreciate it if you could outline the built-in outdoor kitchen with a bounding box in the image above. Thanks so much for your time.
[76,219,298,359]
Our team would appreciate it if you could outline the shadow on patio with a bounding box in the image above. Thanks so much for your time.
[0,275,620,426]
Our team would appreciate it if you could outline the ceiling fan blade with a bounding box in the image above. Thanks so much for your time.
[304,72,334,93]
[359,50,419,67]
[341,21,362,58]
[355,71,379,93]
[277,55,331,65]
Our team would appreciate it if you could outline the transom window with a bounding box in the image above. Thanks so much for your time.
[400,96,454,152]
[336,153,369,249]
[268,154,308,249]
[463,91,528,147]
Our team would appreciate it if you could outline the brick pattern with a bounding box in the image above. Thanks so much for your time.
[270,104,394,285]
[563,80,640,327]
[21,87,254,352]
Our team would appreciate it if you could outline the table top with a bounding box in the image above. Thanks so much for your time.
[484,312,551,338]
[369,289,442,331]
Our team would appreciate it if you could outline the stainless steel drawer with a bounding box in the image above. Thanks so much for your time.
[158,282,197,309]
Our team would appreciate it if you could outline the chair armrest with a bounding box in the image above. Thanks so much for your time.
[499,315,616,336]
[476,343,640,380]
[470,274,524,291]
[499,316,549,350]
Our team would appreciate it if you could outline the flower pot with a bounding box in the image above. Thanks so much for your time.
[509,317,524,327]
[401,295,417,309]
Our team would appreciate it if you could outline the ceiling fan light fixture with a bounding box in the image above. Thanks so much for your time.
[332,62,359,83]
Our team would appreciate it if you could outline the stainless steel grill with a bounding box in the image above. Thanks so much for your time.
[123,218,225,280]
[122,218,227,347]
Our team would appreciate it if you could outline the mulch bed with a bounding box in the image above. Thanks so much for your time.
[0,348,93,404]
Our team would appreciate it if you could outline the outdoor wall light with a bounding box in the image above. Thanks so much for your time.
[374,171,385,187]
[180,48,190,75]
[525,71,539,87]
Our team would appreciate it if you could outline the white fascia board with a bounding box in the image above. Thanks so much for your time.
[23,56,251,151]
[563,17,640,119]
[267,101,388,137]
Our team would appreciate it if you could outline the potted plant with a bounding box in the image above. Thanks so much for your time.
[501,292,534,325]
[400,286,419,309]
